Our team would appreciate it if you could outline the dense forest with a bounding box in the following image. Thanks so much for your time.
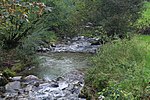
[0,0,150,99]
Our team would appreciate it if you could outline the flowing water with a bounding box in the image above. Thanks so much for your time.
[24,53,92,80]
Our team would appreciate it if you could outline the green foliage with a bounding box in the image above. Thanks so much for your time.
[0,0,53,71]
[0,0,48,49]
[29,0,144,39]
[85,37,150,99]
[43,0,86,38]
[98,85,134,100]
[15,31,57,66]
[136,1,150,29]
[83,0,143,38]
[0,0,58,76]
[135,1,150,35]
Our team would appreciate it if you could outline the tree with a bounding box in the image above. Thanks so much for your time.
[84,0,144,38]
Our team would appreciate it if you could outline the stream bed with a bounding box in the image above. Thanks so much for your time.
[1,53,93,100]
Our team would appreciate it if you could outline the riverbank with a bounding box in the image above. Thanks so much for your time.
[83,35,150,99]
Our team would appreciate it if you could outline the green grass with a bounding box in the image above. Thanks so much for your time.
[138,34,150,43]
[137,35,150,83]
[84,35,150,99]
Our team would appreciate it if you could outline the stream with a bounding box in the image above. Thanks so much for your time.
[1,53,92,100]
[23,52,92,80]
[0,36,100,100]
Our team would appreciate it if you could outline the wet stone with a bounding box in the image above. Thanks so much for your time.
[2,71,85,100]
[24,85,33,92]
[24,75,39,81]
[11,76,22,81]
[0,86,5,93]
[51,82,59,88]
[5,81,21,92]
[58,82,68,90]
[38,36,100,53]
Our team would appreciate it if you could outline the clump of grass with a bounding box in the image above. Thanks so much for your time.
[84,37,150,99]
[2,68,16,78]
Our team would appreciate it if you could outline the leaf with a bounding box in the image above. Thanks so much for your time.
[45,7,52,12]
[25,19,29,23]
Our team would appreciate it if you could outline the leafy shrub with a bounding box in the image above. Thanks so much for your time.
[0,0,55,73]
[0,0,49,49]
[84,37,149,99]
[135,1,150,34]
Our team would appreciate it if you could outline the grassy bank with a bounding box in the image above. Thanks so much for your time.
[83,35,150,99]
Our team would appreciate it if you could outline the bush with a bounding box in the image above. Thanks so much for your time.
[0,0,49,49]
[135,1,150,34]
[84,37,149,99]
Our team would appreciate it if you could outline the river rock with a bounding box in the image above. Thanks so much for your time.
[2,71,86,100]
[0,86,5,93]
[37,46,50,52]
[17,98,28,100]
[11,76,22,81]
[51,90,65,98]
[5,81,21,92]
[50,82,59,87]
[24,75,39,81]
[37,36,101,53]
[39,82,50,88]
[56,76,65,81]
[24,85,33,92]
[58,82,68,90]
[98,95,105,100]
